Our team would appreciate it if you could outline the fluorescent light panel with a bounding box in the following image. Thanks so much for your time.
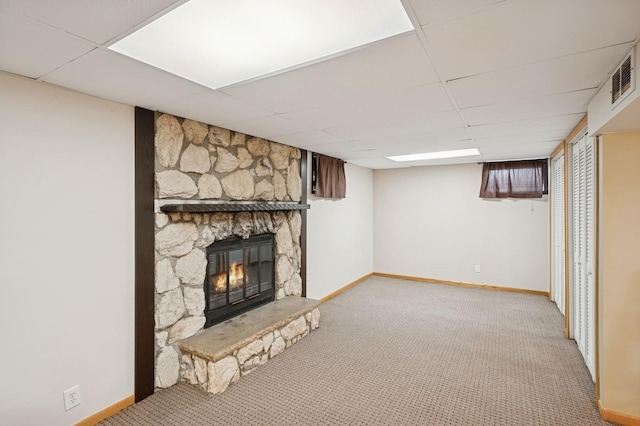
[388,148,480,162]
[109,0,413,89]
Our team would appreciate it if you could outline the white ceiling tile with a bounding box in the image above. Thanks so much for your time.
[479,140,561,156]
[42,49,206,109]
[469,114,584,139]
[220,33,439,113]
[350,148,481,167]
[363,142,479,162]
[338,137,476,161]
[325,109,465,140]
[461,89,595,126]
[480,152,553,162]
[374,83,454,112]
[398,139,477,157]
[224,116,313,139]
[351,127,469,150]
[424,0,640,80]
[270,130,340,148]
[448,45,631,108]
[338,149,389,160]
[303,141,365,156]
[0,0,182,44]
[408,0,506,26]
[0,11,95,79]
[282,82,453,128]
[385,138,477,156]
[348,157,409,169]
[404,155,481,167]
[281,106,364,130]
[152,91,274,128]
[474,130,568,147]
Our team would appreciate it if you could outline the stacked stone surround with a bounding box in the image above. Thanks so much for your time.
[153,113,314,390]
[154,113,302,202]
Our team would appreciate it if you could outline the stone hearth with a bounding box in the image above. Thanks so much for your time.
[180,297,320,395]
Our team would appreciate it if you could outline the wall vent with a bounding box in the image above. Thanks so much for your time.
[611,47,635,108]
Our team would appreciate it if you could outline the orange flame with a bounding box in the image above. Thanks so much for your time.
[214,273,226,293]
[229,262,244,289]
[213,262,244,293]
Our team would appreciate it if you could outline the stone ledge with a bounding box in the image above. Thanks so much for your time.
[179,297,320,395]
[179,297,320,363]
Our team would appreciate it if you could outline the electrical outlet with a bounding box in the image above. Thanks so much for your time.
[63,385,82,411]
[475,265,481,273]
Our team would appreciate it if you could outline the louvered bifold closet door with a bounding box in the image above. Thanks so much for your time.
[584,139,595,380]
[570,135,596,380]
[551,152,565,315]
[571,139,582,347]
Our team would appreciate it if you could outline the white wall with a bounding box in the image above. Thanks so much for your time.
[306,158,373,300]
[0,73,134,425]
[373,163,549,292]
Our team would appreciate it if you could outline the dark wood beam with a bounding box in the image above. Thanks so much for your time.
[300,150,308,298]
[134,107,155,402]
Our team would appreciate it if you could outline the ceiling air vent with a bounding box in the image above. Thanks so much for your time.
[611,48,635,108]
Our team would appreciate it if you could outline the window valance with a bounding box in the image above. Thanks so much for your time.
[313,153,346,199]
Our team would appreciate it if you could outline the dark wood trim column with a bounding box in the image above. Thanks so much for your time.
[134,107,155,402]
[300,150,308,297]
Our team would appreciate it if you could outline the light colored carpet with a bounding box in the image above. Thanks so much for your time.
[102,276,609,425]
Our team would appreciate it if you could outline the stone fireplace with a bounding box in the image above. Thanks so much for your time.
[152,113,319,392]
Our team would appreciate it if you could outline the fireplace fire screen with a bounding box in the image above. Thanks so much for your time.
[204,234,274,328]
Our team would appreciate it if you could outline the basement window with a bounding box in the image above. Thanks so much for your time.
[311,152,346,198]
[479,159,548,199]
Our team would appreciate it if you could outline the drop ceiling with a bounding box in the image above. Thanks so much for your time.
[1,0,639,169]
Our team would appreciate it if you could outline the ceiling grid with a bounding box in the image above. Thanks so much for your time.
[1,0,639,168]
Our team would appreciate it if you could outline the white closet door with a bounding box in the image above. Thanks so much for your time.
[571,138,582,345]
[570,135,595,380]
[584,138,596,379]
[551,152,565,316]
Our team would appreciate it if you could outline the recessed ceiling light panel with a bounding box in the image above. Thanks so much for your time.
[388,148,481,162]
[109,0,413,89]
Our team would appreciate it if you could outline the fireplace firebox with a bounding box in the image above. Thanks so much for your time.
[204,234,275,328]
